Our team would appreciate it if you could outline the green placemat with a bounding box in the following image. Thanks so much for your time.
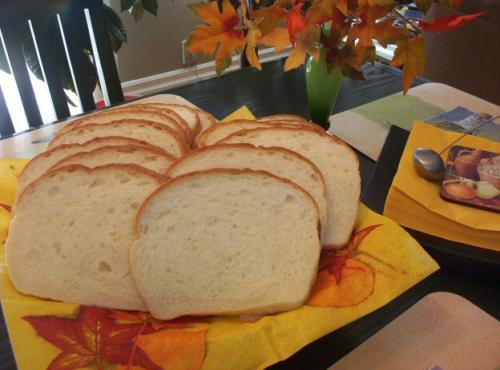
[353,94,444,130]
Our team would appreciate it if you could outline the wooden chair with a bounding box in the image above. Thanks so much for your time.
[0,0,124,137]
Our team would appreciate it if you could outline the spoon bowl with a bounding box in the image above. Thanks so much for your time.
[413,148,445,181]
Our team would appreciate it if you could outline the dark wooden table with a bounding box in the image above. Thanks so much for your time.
[1,59,498,370]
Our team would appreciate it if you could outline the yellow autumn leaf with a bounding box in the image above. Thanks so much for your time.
[259,27,291,52]
[244,18,262,70]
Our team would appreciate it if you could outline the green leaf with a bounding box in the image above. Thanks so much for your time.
[141,0,158,16]
[104,5,127,52]
[131,2,144,22]
[121,0,136,12]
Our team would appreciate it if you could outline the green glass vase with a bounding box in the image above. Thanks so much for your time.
[305,49,343,130]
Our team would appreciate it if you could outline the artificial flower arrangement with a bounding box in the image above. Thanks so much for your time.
[185,0,483,93]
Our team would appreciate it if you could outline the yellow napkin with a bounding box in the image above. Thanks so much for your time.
[385,121,500,251]
[221,105,255,122]
[0,109,438,370]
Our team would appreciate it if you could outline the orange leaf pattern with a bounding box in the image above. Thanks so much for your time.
[307,224,383,307]
[23,306,208,370]
[24,306,161,370]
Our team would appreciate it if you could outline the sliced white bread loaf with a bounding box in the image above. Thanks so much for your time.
[16,136,157,201]
[221,126,360,248]
[131,169,320,320]
[50,145,176,174]
[55,108,191,146]
[48,120,188,158]
[6,164,163,310]
[166,143,327,233]
[130,103,202,137]
[195,120,309,147]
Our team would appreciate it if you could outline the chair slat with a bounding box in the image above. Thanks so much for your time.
[59,11,96,112]
[30,16,71,120]
[0,85,15,137]
[1,22,43,128]
[87,5,123,105]
[0,0,101,24]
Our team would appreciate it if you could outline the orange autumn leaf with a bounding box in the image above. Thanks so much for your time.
[284,24,320,71]
[135,329,208,370]
[259,27,291,52]
[390,35,425,94]
[305,0,337,24]
[186,0,246,75]
[252,5,286,35]
[335,0,349,16]
[348,6,398,47]
[308,259,375,307]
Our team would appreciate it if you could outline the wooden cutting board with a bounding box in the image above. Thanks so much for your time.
[329,292,500,370]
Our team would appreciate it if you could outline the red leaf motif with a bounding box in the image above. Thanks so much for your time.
[420,12,484,32]
[24,306,161,370]
[318,224,382,283]
[0,203,12,213]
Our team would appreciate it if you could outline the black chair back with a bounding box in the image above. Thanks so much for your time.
[0,0,123,137]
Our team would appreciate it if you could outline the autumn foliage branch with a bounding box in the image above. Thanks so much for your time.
[186,0,484,93]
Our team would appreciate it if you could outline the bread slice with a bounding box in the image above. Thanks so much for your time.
[258,114,309,123]
[195,109,216,132]
[131,169,320,320]
[130,103,202,137]
[16,136,157,201]
[6,164,163,310]
[48,120,188,158]
[195,120,309,147]
[55,108,191,146]
[51,145,176,174]
[221,127,360,248]
[166,143,327,233]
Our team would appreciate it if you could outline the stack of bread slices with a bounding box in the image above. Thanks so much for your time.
[6,100,360,320]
